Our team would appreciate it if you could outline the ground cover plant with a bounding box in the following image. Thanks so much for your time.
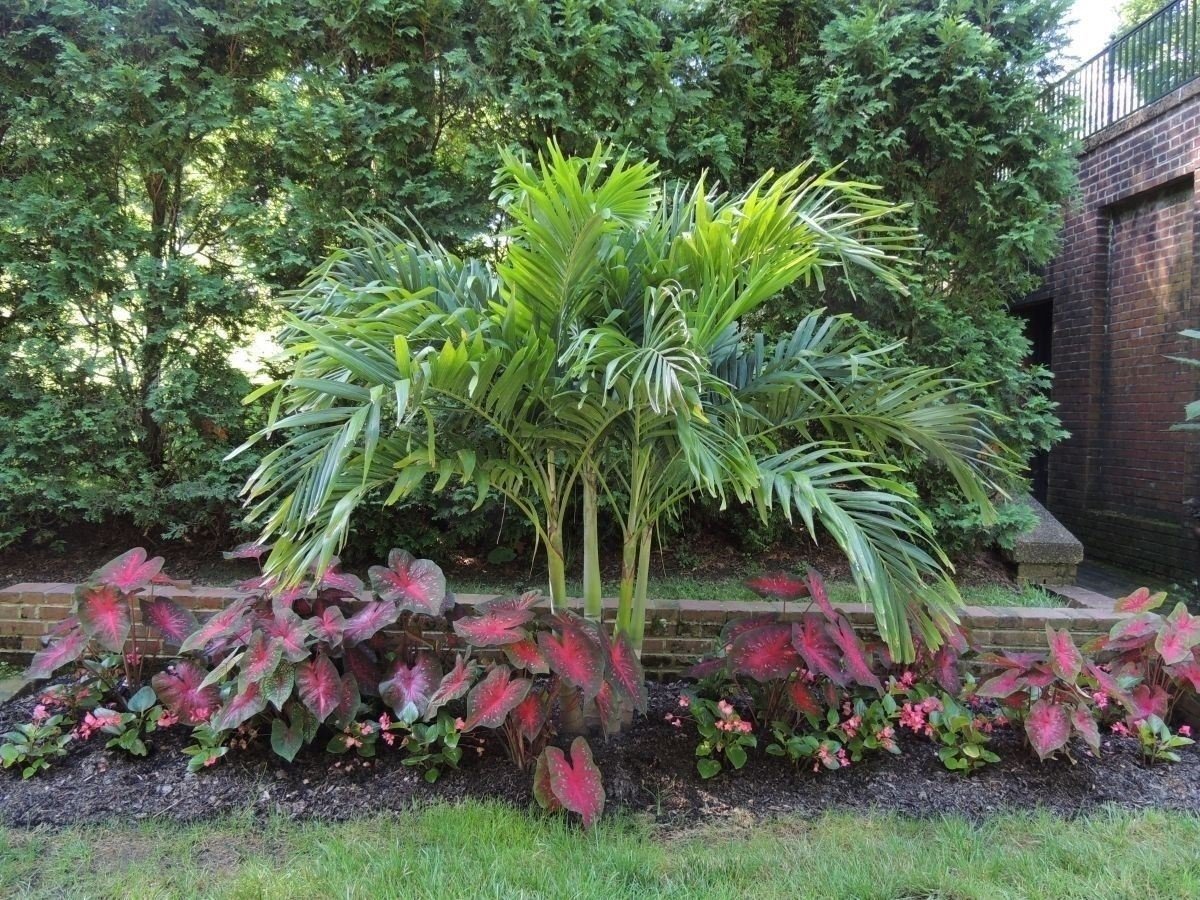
[4,547,1199,832]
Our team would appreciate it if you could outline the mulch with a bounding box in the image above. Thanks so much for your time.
[2,681,1197,830]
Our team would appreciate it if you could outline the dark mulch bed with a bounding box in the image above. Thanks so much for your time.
[2,682,1197,829]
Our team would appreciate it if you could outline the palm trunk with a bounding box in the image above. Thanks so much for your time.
[630,526,653,651]
[581,466,602,622]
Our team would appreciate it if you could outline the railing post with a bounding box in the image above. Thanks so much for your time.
[1106,45,1116,129]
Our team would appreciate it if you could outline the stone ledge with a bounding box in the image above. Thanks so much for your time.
[1002,496,1084,586]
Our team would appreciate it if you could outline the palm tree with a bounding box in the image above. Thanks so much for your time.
[235,143,1012,660]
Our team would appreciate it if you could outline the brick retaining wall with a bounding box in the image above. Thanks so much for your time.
[0,583,1127,678]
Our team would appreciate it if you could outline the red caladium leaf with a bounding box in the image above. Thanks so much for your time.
[538,615,604,700]
[1114,587,1167,614]
[683,656,728,680]
[310,606,346,647]
[317,562,364,595]
[262,660,296,711]
[1046,626,1083,683]
[1108,613,1161,648]
[719,614,779,648]
[262,609,311,662]
[465,665,532,730]
[504,638,550,674]
[1129,683,1169,721]
[343,644,381,696]
[1166,654,1200,692]
[510,690,552,744]
[342,599,400,645]
[729,623,802,682]
[212,681,267,731]
[1025,699,1071,760]
[76,584,131,652]
[1072,704,1100,753]
[239,632,283,686]
[368,548,449,616]
[1024,665,1058,690]
[604,631,648,713]
[1155,602,1200,665]
[538,736,605,828]
[744,572,810,601]
[428,655,478,714]
[791,615,847,686]
[334,673,361,729]
[977,650,1044,669]
[452,596,536,646]
[139,596,198,647]
[152,661,221,725]
[223,542,270,561]
[977,667,1028,699]
[932,646,961,696]
[804,569,838,621]
[532,748,560,813]
[828,617,882,693]
[296,654,342,722]
[380,652,443,719]
[180,600,251,654]
[592,681,623,736]
[479,592,540,616]
[1086,662,1132,708]
[94,547,164,594]
[26,627,89,680]
[787,679,823,717]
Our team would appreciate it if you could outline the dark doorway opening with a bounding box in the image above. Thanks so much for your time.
[1016,300,1054,503]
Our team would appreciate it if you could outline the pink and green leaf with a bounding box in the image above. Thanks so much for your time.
[977,667,1028,699]
[317,562,363,595]
[729,623,802,682]
[744,572,809,601]
[262,609,311,662]
[152,661,220,725]
[212,681,267,731]
[342,600,400,645]
[540,737,605,828]
[368,549,449,616]
[510,690,552,744]
[1128,683,1169,721]
[428,654,478,714]
[1166,653,1200,692]
[76,584,131,652]
[1025,699,1071,760]
[787,679,823,717]
[932,646,961,695]
[828,617,882,693]
[26,627,89,680]
[1071,704,1100,753]
[239,632,283,686]
[180,600,251,654]
[343,644,381,696]
[262,660,296,711]
[605,631,648,713]
[310,606,346,647]
[804,569,838,621]
[1114,587,1167,614]
[538,615,604,699]
[453,609,531,646]
[334,672,361,729]
[719,614,779,647]
[296,654,342,722]
[532,748,560,813]
[791,615,846,686]
[222,542,270,561]
[93,548,164,594]
[139,596,198,646]
[1046,626,1083,683]
[1155,602,1200,665]
[504,638,550,674]
[464,665,532,730]
[380,652,443,719]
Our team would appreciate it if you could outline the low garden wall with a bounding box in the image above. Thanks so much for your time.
[0,583,1127,678]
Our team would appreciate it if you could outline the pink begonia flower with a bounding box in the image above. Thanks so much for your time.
[379,712,392,730]
[1179,725,1192,737]
[31,705,49,725]
[677,695,690,709]
[717,700,734,718]
[842,715,862,738]
[156,710,179,729]
[453,717,466,732]
[1092,691,1109,709]
[737,720,752,734]
[1110,721,1130,736]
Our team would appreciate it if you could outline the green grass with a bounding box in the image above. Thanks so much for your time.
[0,660,19,681]
[1,802,1196,898]
[454,576,1063,607]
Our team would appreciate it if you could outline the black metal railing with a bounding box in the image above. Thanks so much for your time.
[1047,0,1200,141]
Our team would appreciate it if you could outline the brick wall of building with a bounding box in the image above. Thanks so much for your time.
[0,583,1124,678]
[1027,80,1200,582]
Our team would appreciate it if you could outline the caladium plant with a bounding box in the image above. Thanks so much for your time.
[533,736,606,828]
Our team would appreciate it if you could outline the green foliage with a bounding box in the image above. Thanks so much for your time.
[0,715,71,779]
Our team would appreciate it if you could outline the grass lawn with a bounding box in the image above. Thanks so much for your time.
[455,575,1062,607]
[1,803,1195,899]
